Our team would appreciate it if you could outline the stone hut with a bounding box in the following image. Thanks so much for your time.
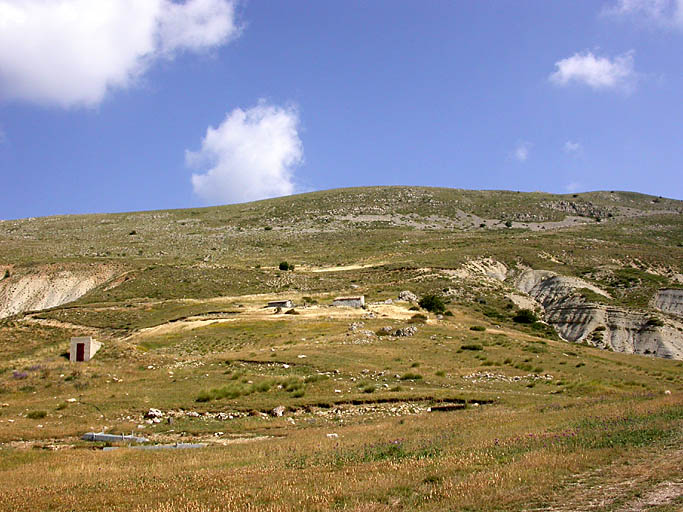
[70,336,102,362]
[268,300,293,308]
[332,296,365,308]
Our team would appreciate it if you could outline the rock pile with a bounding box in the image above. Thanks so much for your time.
[398,290,418,302]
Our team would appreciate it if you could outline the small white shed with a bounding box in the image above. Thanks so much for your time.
[70,337,102,362]
[268,300,293,308]
[332,296,365,308]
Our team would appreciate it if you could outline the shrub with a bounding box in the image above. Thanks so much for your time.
[504,220,513,228]
[400,373,423,380]
[419,294,446,314]
[284,308,299,315]
[513,309,538,324]
[444,310,453,316]
[435,370,446,377]
[2,269,9,279]
[469,325,486,331]
[461,344,483,351]
[645,317,664,327]
[360,384,376,393]
[27,410,47,419]
[279,261,294,271]
[408,313,428,324]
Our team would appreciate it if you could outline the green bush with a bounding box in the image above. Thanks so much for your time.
[408,313,428,324]
[513,309,538,324]
[461,343,483,351]
[469,325,486,331]
[400,373,423,380]
[645,317,664,327]
[27,410,47,419]
[418,294,446,314]
[279,261,294,271]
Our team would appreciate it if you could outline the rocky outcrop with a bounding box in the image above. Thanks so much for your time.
[653,289,683,318]
[546,305,682,359]
[453,258,508,282]
[513,269,683,360]
[515,269,611,309]
[0,264,119,319]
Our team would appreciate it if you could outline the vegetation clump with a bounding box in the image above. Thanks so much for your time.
[418,294,447,314]
[279,261,294,271]
[513,309,538,324]
[461,343,483,351]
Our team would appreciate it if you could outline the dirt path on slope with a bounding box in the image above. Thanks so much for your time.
[530,445,683,511]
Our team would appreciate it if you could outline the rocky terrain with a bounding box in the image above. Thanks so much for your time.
[0,264,120,319]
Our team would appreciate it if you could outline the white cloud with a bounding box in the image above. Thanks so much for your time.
[564,140,582,154]
[0,0,240,108]
[188,102,304,205]
[605,0,683,29]
[512,141,531,162]
[549,51,637,93]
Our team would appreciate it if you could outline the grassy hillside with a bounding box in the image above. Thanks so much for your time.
[0,187,682,511]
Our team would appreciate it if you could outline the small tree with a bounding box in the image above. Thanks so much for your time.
[513,309,538,324]
[418,294,446,314]
[279,261,294,271]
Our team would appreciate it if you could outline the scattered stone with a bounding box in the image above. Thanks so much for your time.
[145,408,164,419]
[398,290,418,302]
[326,433,339,438]
[664,390,672,395]
[394,326,417,337]
[272,405,286,417]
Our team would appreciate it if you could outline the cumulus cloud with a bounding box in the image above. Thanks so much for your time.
[605,0,683,29]
[564,140,582,154]
[549,51,637,93]
[188,102,304,205]
[512,141,531,162]
[0,0,240,108]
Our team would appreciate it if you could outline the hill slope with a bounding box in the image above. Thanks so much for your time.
[0,187,682,511]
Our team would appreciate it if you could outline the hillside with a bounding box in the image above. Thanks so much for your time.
[0,187,682,511]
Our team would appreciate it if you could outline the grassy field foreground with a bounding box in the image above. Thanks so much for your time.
[0,393,681,511]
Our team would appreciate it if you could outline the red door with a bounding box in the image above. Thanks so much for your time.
[76,343,85,362]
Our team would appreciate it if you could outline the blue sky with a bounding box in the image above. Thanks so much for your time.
[0,0,681,219]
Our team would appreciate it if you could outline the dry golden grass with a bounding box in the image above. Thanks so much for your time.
[1,394,680,511]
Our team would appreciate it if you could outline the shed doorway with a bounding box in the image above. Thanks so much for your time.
[76,343,85,362]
